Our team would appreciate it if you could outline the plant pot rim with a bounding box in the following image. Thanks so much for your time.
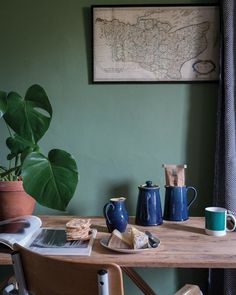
[0,180,24,192]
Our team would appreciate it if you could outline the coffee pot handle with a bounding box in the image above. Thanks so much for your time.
[103,202,114,225]
[186,186,197,209]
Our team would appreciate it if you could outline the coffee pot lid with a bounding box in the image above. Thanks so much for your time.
[139,180,159,189]
[146,180,153,187]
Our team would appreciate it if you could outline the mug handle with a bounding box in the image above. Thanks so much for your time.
[186,186,197,209]
[226,213,236,231]
[103,202,114,225]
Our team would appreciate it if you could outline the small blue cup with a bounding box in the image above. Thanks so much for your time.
[163,185,197,221]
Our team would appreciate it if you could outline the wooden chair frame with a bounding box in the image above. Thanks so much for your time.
[2,244,202,295]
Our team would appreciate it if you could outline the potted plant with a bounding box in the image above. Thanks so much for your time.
[0,84,79,219]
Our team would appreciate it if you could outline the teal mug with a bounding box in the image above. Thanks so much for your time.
[205,207,236,236]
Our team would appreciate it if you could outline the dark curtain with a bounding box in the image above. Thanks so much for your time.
[212,1,236,294]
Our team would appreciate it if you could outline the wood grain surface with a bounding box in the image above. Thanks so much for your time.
[0,216,236,268]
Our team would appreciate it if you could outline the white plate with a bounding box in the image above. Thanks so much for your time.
[100,236,156,254]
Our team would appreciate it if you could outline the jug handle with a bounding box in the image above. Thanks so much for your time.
[186,186,197,209]
[103,202,114,225]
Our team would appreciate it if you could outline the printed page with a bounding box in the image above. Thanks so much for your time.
[0,215,42,249]
[26,228,97,256]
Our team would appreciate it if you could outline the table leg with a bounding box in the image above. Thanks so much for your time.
[121,267,157,295]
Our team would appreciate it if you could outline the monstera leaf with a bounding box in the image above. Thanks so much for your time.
[21,149,79,211]
[0,91,7,118]
[3,85,52,144]
[6,135,39,161]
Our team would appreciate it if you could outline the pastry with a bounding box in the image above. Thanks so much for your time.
[131,227,149,249]
[108,229,132,249]
[108,227,149,249]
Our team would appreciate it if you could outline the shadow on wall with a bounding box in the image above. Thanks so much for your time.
[176,82,218,294]
[98,180,133,215]
[185,83,218,216]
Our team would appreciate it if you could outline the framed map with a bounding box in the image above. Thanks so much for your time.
[92,5,219,83]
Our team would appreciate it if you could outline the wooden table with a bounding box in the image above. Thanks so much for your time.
[0,215,235,269]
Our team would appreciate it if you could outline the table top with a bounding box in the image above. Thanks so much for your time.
[0,215,236,268]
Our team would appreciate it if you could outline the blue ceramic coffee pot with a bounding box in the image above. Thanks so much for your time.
[135,180,163,226]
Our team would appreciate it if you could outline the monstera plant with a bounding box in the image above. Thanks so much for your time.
[0,84,79,211]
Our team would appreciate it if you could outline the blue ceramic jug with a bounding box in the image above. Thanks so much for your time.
[103,197,128,233]
[135,181,163,226]
[163,186,197,221]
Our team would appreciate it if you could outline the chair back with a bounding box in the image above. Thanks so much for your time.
[13,243,124,295]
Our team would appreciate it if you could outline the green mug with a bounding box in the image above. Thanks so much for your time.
[205,207,236,236]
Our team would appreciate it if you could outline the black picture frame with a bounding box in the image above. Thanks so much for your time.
[92,4,219,83]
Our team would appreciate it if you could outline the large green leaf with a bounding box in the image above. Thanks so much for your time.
[21,149,79,211]
[0,91,7,118]
[6,135,38,160]
[3,85,52,144]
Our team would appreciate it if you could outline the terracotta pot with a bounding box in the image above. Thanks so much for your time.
[0,181,35,220]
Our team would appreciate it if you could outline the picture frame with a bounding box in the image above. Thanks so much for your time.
[92,4,219,83]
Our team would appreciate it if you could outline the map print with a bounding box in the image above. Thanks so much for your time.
[93,6,219,82]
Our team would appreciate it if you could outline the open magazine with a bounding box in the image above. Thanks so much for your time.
[0,215,97,256]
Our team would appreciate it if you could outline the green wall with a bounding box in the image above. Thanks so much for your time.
[0,0,218,294]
